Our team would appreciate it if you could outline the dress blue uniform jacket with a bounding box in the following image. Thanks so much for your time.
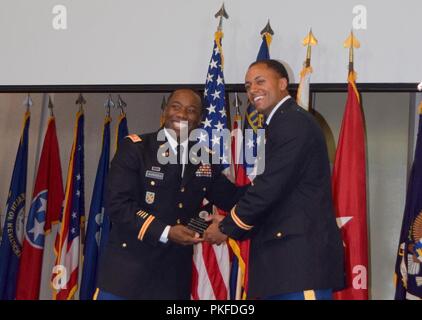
[97,130,244,299]
[220,98,345,298]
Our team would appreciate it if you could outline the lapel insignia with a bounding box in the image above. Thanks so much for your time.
[145,191,155,204]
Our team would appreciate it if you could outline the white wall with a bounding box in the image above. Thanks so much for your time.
[0,0,421,85]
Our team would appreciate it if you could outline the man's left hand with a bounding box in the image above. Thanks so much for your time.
[203,214,227,245]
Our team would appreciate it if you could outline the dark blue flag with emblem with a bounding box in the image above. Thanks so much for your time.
[115,112,129,152]
[227,31,272,300]
[0,111,30,300]
[243,33,271,178]
[80,115,111,300]
[394,104,422,300]
[102,110,128,253]
[95,110,128,276]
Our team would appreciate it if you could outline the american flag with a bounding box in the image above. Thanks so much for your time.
[52,111,85,300]
[201,31,230,170]
[191,30,231,300]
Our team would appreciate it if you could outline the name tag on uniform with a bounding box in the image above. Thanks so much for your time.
[146,170,164,180]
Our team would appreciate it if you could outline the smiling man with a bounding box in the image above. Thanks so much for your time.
[96,88,244,300]
[204,60,345,300]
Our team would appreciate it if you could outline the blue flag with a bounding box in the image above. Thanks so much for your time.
[394,109,422,300]
[244,35,270,176]
[98,112,129,254]
[256,36,270,62]
[94,112,129,275]
[80,116,111,300]
[229,35,271,299]
[115,113,129,152]
[0,111,30,300]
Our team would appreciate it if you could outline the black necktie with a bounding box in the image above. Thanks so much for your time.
[176,144,184,180]
[262,121,269,139]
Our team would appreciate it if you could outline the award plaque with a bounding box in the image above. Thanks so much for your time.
[187,210,211,236]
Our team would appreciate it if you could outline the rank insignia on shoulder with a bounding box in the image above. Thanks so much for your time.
[126,134,142,143]
[145,191,155,204]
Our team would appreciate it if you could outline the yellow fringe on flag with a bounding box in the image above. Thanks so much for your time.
[215,31,224,69]
[263,33,272,48]
[348,71,361,103]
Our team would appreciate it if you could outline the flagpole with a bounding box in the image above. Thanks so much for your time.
[192,3,231,300]
[297,29,317,111]
[344,30,361,77]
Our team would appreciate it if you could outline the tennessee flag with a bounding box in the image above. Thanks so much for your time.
[52,111,85,300]
[332,71,368,300]
[16,117,64,299]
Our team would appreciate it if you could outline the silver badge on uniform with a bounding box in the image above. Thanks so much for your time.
[145,191,155,204]
[199,210,209,219]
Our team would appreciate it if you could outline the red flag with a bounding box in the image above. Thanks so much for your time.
[332,72,368,300]
[16,117,64,299]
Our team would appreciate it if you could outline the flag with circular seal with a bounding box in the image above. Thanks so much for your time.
[0,111,30,300]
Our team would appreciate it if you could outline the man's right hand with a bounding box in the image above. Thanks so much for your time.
[168,225,203,245]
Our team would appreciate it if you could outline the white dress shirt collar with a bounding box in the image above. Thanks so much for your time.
[265,95,291,125]
[163,128,188,175]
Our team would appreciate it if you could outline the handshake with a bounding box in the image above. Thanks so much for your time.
[168,214,228,246]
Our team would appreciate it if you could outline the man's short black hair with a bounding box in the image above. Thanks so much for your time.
[165,88,204,115]
[249,59,289,84]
